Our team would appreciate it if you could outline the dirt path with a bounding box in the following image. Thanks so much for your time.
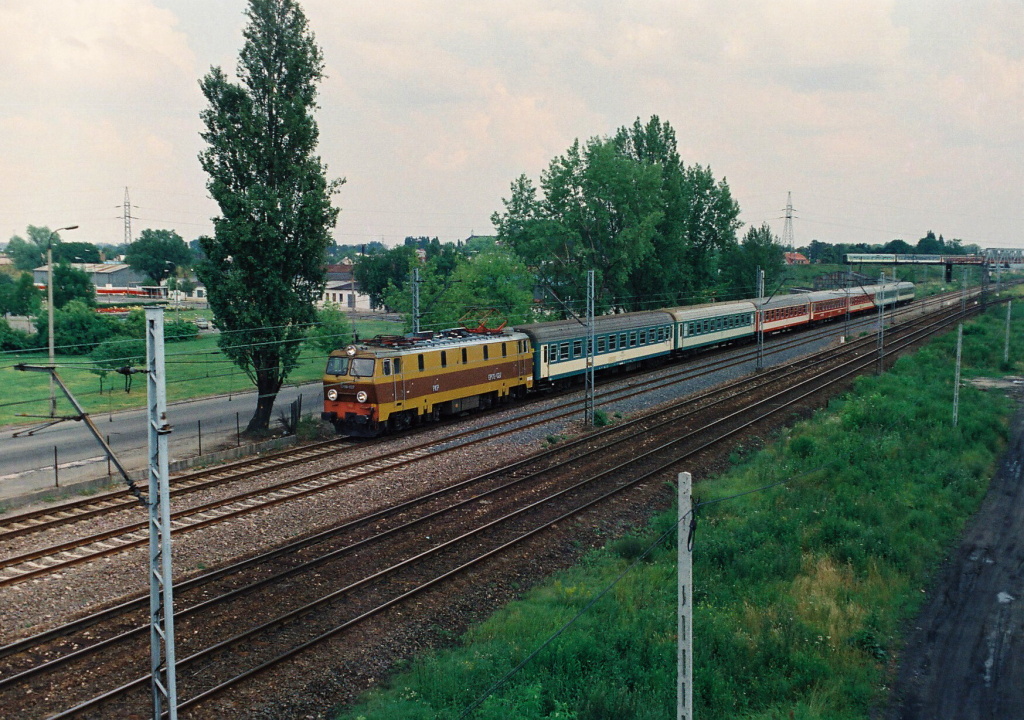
[884,401,1024,719]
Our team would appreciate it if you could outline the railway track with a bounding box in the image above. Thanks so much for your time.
[0,298,979,717]
[0,290,972,589]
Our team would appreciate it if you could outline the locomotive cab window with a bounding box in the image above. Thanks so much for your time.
[394,358,401,374]
[325,356,348,376]
[350,358,374,377]
[382,359,392,376]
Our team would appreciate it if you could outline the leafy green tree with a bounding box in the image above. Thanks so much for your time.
[493,136,662,314]
[125,229,192,283]
[34,300,116,355]
[52,263,96,309]
[0,318,36,351]
[383,244,535,331]
[916,231,944,255]
[803,240,840,264]
[0,273,40,317]
[0,275,13,317]
[6,226,74,271]
[720,223,785,299]
[493,116,740,314]
[353,245,418,309]
[882,239,914,254]
[198,0,342,432]
[307,302,353,355]
[54,241,101,264]
[10,273,42,316]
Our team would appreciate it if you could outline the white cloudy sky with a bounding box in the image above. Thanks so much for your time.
[1,0,1021,251]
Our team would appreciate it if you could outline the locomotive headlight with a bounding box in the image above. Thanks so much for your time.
[327,389,338,401]
[346,345,357,356]
[356,390,368,403]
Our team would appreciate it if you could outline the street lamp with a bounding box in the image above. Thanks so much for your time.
[47,224,79,417]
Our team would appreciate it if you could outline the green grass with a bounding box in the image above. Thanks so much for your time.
[335,300,1018,720]
[0,315,401,427]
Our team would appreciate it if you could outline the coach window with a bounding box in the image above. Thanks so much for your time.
[572,340,583,357]
[597,337,606,353]
[608,334,617,351]
[542,345,548,363]
[638,331,646,346]
[418,354,424,371]
[382,359,392,376]
[628,331,636,347]
[559,343,570,361]
[441,351,447,368]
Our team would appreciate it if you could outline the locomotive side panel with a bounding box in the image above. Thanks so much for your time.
[323,334,532,435]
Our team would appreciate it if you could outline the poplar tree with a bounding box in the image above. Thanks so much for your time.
[198,0,342,432]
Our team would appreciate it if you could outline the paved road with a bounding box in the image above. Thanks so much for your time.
[0,381,323,501]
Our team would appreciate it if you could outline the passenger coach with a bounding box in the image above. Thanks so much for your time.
[517,311,675,387]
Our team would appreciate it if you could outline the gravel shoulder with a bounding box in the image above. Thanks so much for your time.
[883,382,1024,719]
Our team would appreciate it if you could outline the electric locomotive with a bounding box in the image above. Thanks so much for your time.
[321,327,533,436]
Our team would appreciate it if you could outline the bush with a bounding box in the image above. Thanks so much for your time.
[0,318,36,351]
[34,300,117,355]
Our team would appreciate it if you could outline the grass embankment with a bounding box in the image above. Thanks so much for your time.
[0,316,400,427]
[336,300,1019,720]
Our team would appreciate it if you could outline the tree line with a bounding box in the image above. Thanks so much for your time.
[2,0,985,434]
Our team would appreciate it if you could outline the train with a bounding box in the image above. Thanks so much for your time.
[321,281,915,436]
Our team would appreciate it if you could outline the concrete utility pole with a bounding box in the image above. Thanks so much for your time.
[678,471,693,720]
[46,225,78,416]
[1005,301,1012,366]
[877,272,885,375]
[953,323,963,427]
[584,269,596,425]
[412,267,421,334]
[961,267,968,317]
[843,265,852,342]
[756,267,765,371]
[146,307,177,719]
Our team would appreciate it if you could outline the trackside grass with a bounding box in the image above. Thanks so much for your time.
[335,301,1017,720]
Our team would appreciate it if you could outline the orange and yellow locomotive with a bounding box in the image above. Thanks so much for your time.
[321,327,533,436]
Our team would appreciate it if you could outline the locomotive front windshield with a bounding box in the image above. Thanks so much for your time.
[324,356,376,377]
[349,358,375,377]
[325,356,349,376]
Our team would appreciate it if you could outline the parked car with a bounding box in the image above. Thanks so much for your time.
[195,317,209,329]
